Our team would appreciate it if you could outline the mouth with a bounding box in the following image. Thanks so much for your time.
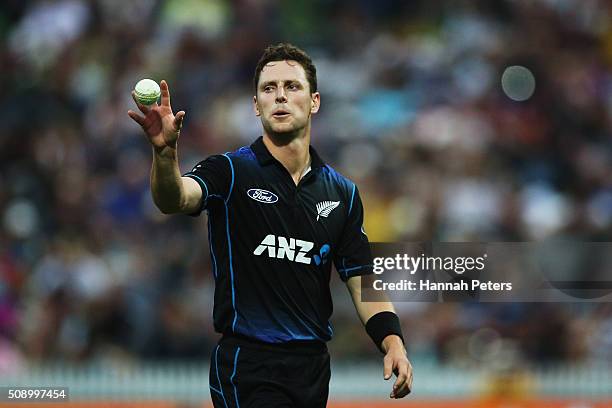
[272,110,291,119]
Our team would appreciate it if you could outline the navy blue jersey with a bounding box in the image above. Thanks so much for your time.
[183,136,373,343]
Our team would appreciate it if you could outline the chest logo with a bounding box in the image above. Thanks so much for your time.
[253,234,314,265]
[247,188,278,204]
[316,201,340,221]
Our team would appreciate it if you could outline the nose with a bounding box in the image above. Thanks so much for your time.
[275,88,287,103]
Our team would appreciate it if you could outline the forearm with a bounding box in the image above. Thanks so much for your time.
[151,146,186,213]
[347,276,404,352]
[348,280,412,398]
[355,297,396,325]
[347,276,395,324]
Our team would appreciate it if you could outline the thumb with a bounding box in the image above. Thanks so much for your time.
[383,357,392,380]
[174,111,186,130]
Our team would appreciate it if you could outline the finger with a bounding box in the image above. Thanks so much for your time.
[132,91,151,114]
[160,80,171,108]
[394,365,414,398]
[393,360,408,385]
[174,110,185,130]
[127,110,145,126]
[393,366,408,391]
[392,382,411,399]
[383,356,392,380]
[389,360,407,397]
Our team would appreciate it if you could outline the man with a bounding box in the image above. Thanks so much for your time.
[128,43,412,407]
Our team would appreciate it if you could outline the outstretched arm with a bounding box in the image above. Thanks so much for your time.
[346,276,413,399]
[128,80,201,214]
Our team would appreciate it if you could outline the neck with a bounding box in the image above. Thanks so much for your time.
[262,125,311,184]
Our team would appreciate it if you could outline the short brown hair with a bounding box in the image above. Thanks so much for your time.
[253,43,317,94]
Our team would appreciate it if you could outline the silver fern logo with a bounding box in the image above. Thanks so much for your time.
[316,201,340,221]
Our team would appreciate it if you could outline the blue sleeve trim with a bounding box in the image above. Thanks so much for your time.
[230,347,241,408]
[339,264,373,274]
[348,183,356,216]
[223,153,235,203]
[338,263,373,281]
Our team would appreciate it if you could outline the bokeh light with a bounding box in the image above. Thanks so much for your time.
[501,65,536,101]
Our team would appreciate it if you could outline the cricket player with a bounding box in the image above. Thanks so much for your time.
[128,43,412,408]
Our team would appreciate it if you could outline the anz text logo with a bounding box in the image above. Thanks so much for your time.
[247,189,278,204]
[254,234,313,264]
[253,235,331,266]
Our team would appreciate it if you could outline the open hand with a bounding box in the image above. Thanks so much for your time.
[128,80,185,154]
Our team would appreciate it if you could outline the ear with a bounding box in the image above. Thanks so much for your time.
[310,92,321,114]
[253,95,260,116]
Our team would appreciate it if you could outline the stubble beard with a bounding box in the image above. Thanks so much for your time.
[261,115,309,145]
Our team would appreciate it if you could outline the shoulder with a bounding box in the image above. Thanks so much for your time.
[319,164,362,217]
[187,154,229,173]
[225,145,257,163]
[205,145,258,176]
[320,164,355,193]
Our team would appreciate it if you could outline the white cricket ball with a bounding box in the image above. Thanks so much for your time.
[134,79,161,105]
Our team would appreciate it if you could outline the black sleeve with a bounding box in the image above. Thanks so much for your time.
[182,154,232,216]
[333,184,373,281]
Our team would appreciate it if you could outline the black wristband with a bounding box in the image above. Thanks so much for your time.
[365,311,404,353]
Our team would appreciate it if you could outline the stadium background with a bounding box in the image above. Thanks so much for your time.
[0,0,611,406]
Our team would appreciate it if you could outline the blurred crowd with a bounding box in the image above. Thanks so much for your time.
[0,0,611,372]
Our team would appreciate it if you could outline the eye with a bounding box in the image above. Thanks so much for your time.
[288,83,298,90]
[263,85,274,93]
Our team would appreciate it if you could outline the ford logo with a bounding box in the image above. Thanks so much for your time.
[247,188,278,204]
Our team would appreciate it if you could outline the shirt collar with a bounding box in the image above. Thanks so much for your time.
[251,136,325,169]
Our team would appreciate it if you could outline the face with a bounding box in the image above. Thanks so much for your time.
[254,60,320,139]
